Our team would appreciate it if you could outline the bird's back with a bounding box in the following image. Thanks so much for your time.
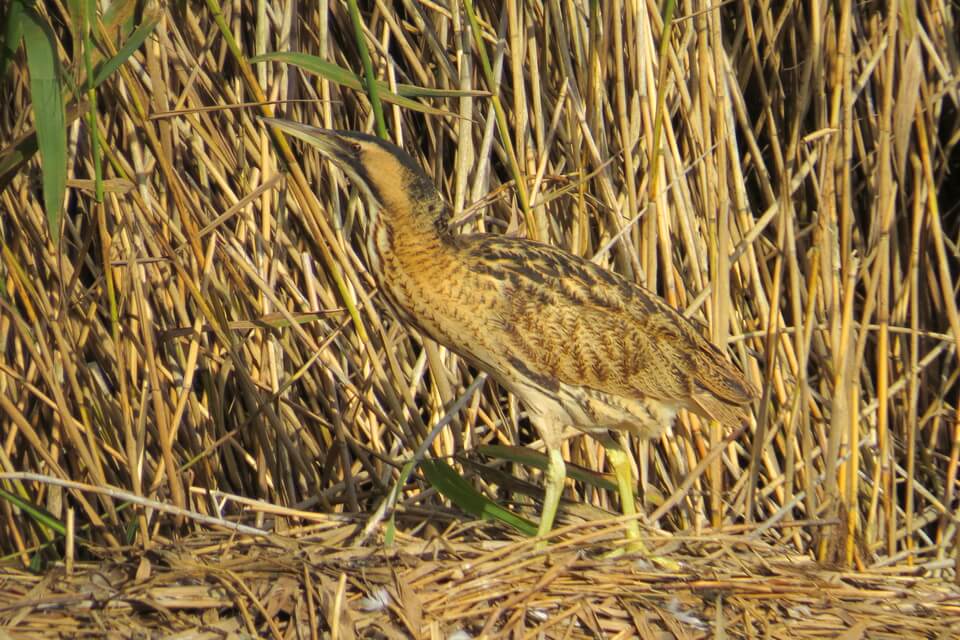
[415,234,759,434]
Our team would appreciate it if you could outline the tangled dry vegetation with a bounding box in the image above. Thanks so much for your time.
[1,0,959,637]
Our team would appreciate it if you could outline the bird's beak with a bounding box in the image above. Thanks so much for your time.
[259,116,384,207]
[258,116,350,161]
[259,116,372,188]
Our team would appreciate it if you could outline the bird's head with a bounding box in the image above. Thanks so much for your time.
[260,117,443,226]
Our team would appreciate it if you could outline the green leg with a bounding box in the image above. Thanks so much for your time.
[603,440,648,553]
[602,437,680,569]
[536,447,566,550]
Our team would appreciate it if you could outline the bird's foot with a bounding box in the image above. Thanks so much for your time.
[603,543,681,571]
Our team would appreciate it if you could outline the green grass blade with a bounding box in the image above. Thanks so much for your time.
[477,445,619,492]
[88,10,160,91]
[420,459,538,537]
[0,0,25,78]
[461,0,531,234]
[66,0,101,207]
[250,51,450,116]
[393,85,486,99]
[21,6,66,242]
[345,0,386,138]
[0,488,66,536]
[0,7,157,195]
[648,0,676,205]
[253,51,363,88]
[251,51,483,99]
[384,459,418,547]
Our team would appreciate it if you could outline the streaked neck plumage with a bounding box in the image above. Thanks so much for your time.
[361,149,456,286]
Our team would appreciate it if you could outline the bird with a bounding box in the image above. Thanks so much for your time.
[261,117,759,557]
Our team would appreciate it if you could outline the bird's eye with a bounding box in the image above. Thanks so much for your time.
[351,142,362,154]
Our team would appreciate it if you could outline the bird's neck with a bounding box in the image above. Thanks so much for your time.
[367,194,459,284]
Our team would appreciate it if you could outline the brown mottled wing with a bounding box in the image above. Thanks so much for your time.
[466,237,757,426]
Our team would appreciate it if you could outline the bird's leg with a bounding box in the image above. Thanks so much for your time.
[535,447,566,550]
[601,436,648,554]
[601,435,680,569]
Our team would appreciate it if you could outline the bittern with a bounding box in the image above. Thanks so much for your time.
[263,118,758,555]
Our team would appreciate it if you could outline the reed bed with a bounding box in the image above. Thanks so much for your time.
[1,0,958,636]
[3,522,959,638]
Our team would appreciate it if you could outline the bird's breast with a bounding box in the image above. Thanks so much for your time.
[368,222,505,364]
